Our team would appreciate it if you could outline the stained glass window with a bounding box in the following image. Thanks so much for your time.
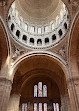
[34,82,47,98]
[22,103,27,111]
[34,85,37,97]
[43,85,47,97]
[34,103,37,111]
[22,104,24,111]
[53,103,59,111]
[56,103,59,111]
[38,82,42,97]
[53,103,56,111]
[39,103,42,111]
[44,103,47,111]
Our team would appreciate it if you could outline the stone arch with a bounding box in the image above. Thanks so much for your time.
[9,52,72,111]
[0,16,10,71]
[68,11,79,111]
[11,52,68,78]
[0,16,11,111]
[68,11,79,72]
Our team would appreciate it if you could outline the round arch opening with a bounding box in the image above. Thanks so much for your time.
[8,54,70,111]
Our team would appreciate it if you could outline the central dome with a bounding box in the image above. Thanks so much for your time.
[8,0,69,49]
[15,0,61,24]
[23,0,52,9]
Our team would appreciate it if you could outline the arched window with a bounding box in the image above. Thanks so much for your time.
[8,15,11,21]
[64,22,67,30]
[38,82,42,97]
[51,23,54,30]
[34,82,47,98]
[34,103,37,111]
[58,29,63,36]
[37,28,42,34]
[30,38,34,44]
[16,30,20,38]
[11,23,15,31]
[44,103,47,111]
[34,85,37,97]
[44,26,49,33]
[43,85,47,97]
[53,103,59,111]
[45,38,49,44]
[22,103,27,111]
[67,14,69,19]
[52,34,56,40]
[30,26,35,33]
[22,82,60,111]
[39,103,42,111]
[37,39,42,45]
[22,35,27,41]
[24,24,28,31]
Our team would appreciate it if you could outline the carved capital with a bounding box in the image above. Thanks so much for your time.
[55,44,68,62]
[0,77,12,86]
[11,42,26,61]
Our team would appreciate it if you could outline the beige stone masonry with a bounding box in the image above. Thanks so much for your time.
[0,78,12,111]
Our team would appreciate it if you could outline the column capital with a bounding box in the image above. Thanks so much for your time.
[0,77,12,85]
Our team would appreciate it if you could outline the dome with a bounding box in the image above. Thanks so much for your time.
[16,0,60,24]
[12,0,64,25]
[8,0,70,49]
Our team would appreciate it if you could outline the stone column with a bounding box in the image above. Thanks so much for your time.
[61,93,71,111]
[0,77,12,111]
[69,59,79,111]
[7,93,20,111]
[67,80,79,111]
[7,79,21,111]
[61,95,67,111]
